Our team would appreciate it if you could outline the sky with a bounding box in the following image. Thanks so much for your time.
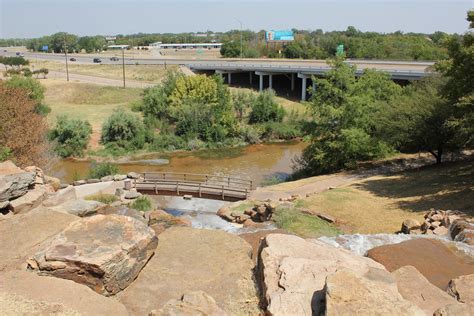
[1,0,473,39]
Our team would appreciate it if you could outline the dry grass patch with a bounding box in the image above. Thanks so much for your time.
[298,160,474,234]
[32,60,176,83]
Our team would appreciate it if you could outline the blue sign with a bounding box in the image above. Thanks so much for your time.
[42,45,49,51]
[266,30,294,42]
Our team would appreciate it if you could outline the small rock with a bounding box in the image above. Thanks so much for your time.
[433,226,449,236]
[114,174,127,181]
[216,207,233,222]
[0,171,35,202]
[73,180,86,186]
[124,191,142,199]
[431,221,441,228]
[115,188,124,197]
[101,175,114,182]
[86,178,100,184]
[127,172,140,179]
[431,213,445,222]
[0,200,10,209]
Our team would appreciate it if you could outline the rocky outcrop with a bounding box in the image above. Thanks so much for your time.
[450,219,474,246]
[98,204,147,224]
[118,227,259,315]
[367,238,474,289]
[401,218,421,234]
[217,201,276,224]
[0,171,35,202]
[42,185,77,207]
[256,233,385,315]
[393,265,458,314]
[50,198,105,217]
[0,270,128,315]
[0,209,77,271]
[144,209,191,235]
[324,268,424,315]
[447,274,474,303]
[434,303,474,316]
[155,291,228,316]
[28,214,158,296]
[9,184,51,214]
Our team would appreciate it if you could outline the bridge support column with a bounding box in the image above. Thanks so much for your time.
[269,74,273,90]
[301,77,307,101]
[228,72,232,84]
[249,72,253,85]
[291,73,295,91]
[259,74,264,92]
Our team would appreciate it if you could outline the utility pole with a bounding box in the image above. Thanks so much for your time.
[122,47,126,88]
[235,18,243,59]
[64,35,69,82]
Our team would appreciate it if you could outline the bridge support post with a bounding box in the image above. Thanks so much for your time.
[249,72,253,85]
[301,77,307,101]
[228,73,232,84]
[269,74,273,90]
[259,74,264,92]
[291,73,295,91]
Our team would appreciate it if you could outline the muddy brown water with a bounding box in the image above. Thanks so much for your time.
[46,142,306,186]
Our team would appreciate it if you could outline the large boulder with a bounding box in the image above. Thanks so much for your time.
[367,238,474,289]
[28,214,158,296]
[0,209,78,271]
[98,204,147,224]
[42,185,77,207]
[393,265,458,314]
[0,171,35,202]
[51,198,105,217]
[144,209,191,235]
[256,234,385,316]
[324,268,425,315]
[0,160,23,176]
[118,227,259,315]
[0,270,128,315]
[434,303,474,316]
[155,291,228,316]
[447,274,474,303]
[9,185,51,214]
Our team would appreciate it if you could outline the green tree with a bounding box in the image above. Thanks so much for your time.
[101,109,146,149]
[294,58,401,176]
[49,116,92,158]
[220,41,241,57]
[249,89,285,123]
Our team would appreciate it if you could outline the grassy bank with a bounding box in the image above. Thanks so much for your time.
[290,159,474,234]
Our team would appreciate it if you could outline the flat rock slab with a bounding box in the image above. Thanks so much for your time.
[0,171,35,202]
[393,265,458,314]
[118,227,259,315]
[51,198,105,217]
[257,233,385,316]
[156,291,228,316]
[367,238,474,289]
[29,214,158,296]
[0,270,128,315]
[325,268,424,315]
[0,209,78,271]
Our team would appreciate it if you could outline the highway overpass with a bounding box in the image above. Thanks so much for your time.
[1,50,434,100]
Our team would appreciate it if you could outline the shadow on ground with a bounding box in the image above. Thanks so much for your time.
[353,160,474,216]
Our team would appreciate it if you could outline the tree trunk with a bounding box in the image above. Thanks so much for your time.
[429,149,443,164]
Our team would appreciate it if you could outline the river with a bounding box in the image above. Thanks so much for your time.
[45,141,307,185]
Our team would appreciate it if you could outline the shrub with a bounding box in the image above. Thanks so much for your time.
[249,90,285,123]
[88,162,119,179]
[261,122,302,140]
[35,103,51,116]
[5,75,45,103]
[101,109,146,149]
[0,146,12,162]
[150,133,186,151]
[85,193,118,204]
[130,196,152,212]
[49,116,92,158]
[237,124,262,144]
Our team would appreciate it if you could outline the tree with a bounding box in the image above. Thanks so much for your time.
[0,82,49,167]
[220,41,240,57]
[5,76,45,103]
[249,89,285,123]
[49,116,92,158]
[232,90,256,121]
[294,58,401,176]
[101,109,146,149]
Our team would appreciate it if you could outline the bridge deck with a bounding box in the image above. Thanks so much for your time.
[134,172,253,200]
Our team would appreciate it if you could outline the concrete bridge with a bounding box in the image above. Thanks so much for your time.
[189,59,434,100]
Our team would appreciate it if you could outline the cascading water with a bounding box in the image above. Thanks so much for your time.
[319,233,474,257]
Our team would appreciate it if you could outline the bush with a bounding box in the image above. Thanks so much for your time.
[101,109,146,149]
[49,116,92,158]
[85,193,118,204]
[5,75,45,103]
[261,122,302,140]
[0,146,12,162]
[130,196,152,212]
[35,103,51,116]
[150,133,186,151]
[88,162,119,179]
[249,90,285,123]
[237,124,262,144]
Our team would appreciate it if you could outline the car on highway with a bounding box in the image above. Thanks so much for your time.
[70,57,76,61]
[93,58,101,63]
[110,57,120,61]
[16,52,24,57]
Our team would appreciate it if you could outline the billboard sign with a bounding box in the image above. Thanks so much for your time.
[41,45,49,51]
[266,30,294,42]
[105,36,117,41]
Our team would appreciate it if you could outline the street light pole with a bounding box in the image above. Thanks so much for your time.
[64,35,69,82]
[235,18,243,59]
[122,48,126,89]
